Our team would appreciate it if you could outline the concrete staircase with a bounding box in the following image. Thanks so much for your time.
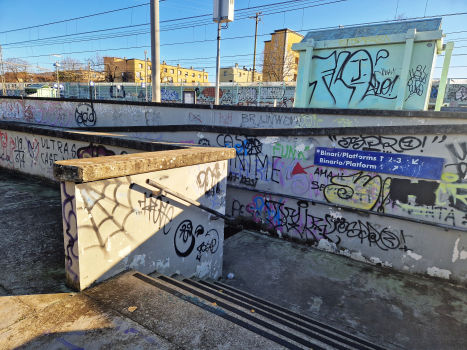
[127,271,390,350]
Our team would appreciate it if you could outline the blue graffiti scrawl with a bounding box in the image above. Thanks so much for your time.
[161,89,179,101]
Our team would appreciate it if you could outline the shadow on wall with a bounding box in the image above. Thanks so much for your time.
[61,161,228,291]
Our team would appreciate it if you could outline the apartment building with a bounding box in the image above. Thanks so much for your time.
[262,28,304,82]
[220,63,263,83]
[103,57,209,83]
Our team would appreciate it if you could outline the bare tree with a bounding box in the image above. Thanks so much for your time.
[4,58,31,82]
[103,56,120,82]
[58,56,84,82]
[86,53,104,72]
[261,36,298,82]
[84,53,106,82]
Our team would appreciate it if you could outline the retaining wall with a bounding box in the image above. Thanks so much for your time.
[2,96,467,130]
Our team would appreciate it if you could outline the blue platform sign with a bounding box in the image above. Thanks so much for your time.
[314,147,444,180]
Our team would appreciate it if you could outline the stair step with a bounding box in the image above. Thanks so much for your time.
[185,277,383,350]
[211,279,385,350]
[154,273,386,350]
[156,274,334,350]
[132,272,306,349]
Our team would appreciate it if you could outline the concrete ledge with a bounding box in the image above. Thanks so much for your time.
[0,121,185,152]
[78,123,467,137]
[54,147,236,182]
[2,95,467,119]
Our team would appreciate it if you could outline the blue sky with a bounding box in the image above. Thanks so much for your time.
[1,0,466,80]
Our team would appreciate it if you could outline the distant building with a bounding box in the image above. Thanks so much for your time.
[85,69,106,83]
[24,84,56,97]
[262,28,304,82]
[103,57,209,83]
[220,63,263,83]
[57,68,106,83]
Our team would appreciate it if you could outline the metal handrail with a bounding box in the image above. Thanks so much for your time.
[145,179,234,221]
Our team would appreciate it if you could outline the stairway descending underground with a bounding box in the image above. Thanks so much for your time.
[132,271,389,350]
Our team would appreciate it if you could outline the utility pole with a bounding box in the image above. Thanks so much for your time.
[249,12,262,83]
[88,61,91,85]
[0,45,5,96]
[144,50,148,102]
[150,0,161,102]
[213,0,234,104]
[215,0,222,105]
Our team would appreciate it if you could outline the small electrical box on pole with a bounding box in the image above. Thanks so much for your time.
[213,0,234,23]
[213,0,234,105]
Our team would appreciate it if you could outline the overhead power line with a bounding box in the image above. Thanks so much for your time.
[0,0,329,37]
[4,3,467,64]
[10,28,467,61]
[0,3,155,35]
[1,0,336,48]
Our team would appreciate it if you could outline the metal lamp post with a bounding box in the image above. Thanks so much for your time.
[49,54,62,98]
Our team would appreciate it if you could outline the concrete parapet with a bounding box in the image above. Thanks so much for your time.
[53,147,235,183]
[2,96,467,131]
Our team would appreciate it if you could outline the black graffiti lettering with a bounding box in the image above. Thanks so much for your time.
[173,220,219,260]
[138,194,174,234]
[239,175,258,188]
[336,135,436,153]
[272,156,281,184]
[174,220,196,257]
[75,103,97,127]
[406,65,428,101]
[326,215,401,251]
[198,138,211,146]
[309,49,398,105]
[195,229,219,261]
[445,142,467,179]
[231,200,245,217]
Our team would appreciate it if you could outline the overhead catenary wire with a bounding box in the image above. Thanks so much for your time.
[0,0,330,38]
[4,2,467,50]
[4,8,467,60]
[1,0,337,48]
[0,2,161,35]
[10,29,467,61]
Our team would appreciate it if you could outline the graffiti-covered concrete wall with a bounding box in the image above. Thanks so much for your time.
[0,128,138,182]
[0,121,232,290]
[0,82,296,107]
[59,160,228,291]
[114,130,467,230]
[2,96,467,130]
[111,127,467,286]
